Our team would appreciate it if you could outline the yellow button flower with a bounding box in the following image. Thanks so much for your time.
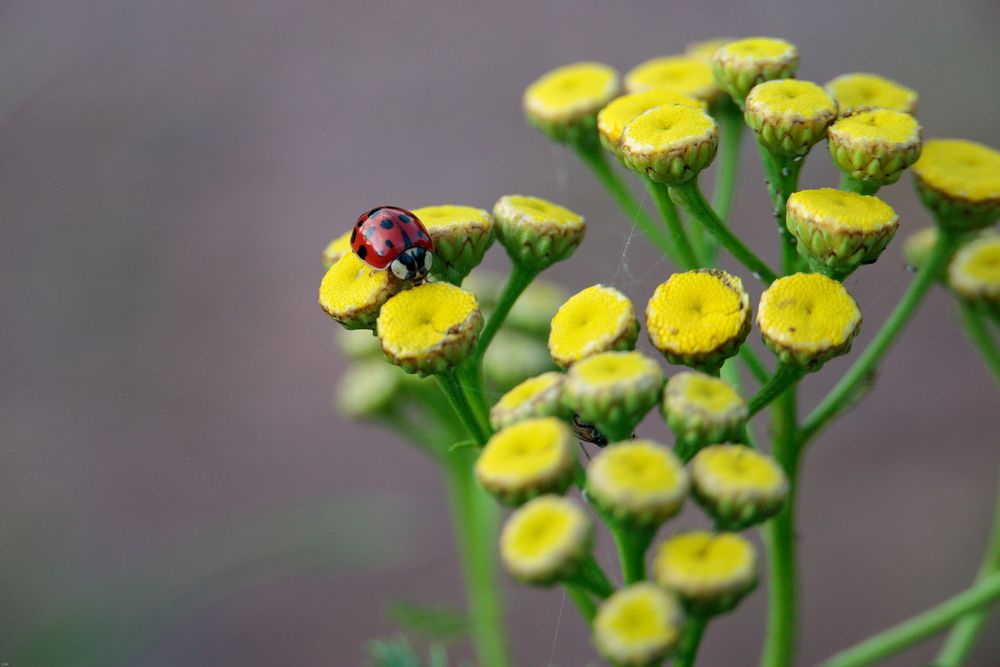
[662,371,748,461]
[949,235,1000,305]
[712,37,799,107]
[524,62,620,145]
[500,494,593,585]
[744,79,837,157]
[493,195,586,271]
[690,444,789,530]
[483,329,556,394]
[621,105,719,186]
[598,90,705,158]
[757,273,861,370]
[319,252,400,330]
[686,38,733,64]
[586,439,688,527]
[490,371,567,431]
[377,282,483,376]
[913,139,1000,232]
[902,226,939,272]
[476,417,577,505]
[548,285,640,368]
[653,530,757,614]
[785,188,900,278]
[593,583,684,667]
[825,72,918,115]
[411,205,494,281]
[321,230,353,269]
[623,55,721,104]
[645,269,751,372]
[828,109,922,189]
[563,351,666,443]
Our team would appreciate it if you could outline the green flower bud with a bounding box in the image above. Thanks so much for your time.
[593,583,685,667]
[586,439,688,528]
[621,105,719,187]
[662,372,748,462]
[690,444,789,530]
[712,37,798,108]
[949,235,1000,311]
[334,360,405,420]
[913,139,1000,233]
[476,417,578,506]
[828,109,922,188]
[500,495,594,586]
[493,195,586,271]
[653,531,757,615]
[523,62,620,146]
[490,372,569,431]
[412,205,494,282]
[744,79,837,158]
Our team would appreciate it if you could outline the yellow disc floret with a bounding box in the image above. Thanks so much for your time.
[744,80,837,157]
[490,371,567,430]
[785,188,899,276]
[662,371,748,460]
[645,269,751,371]
[524,62,620,144]
[319,252,400,330]
[653,530,757,614]
[690,444,789,529]
[949,235,1000,304]
[377,282,483,376]
[500,495,593,585]
[321,230,353,269]
[621,105,719,185]
[623,55,720,103]
[586,439,688,526]
[549,285,640,368]
[757,273,861,369]
[598,90,706,157]
[412,205,494,280]
[825,72,918,115]
[593,583,684,667]
[476,417,577,505]
[913,139,1000,231]
[712,37,799,106]
[828,109,922,187]
[493,194,586,270]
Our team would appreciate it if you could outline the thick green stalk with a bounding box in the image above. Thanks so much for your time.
[819,570,1000,667]
[436,372,490,446]
[757,144,804,275]
[442,453,509,667]
[565,584,598,624]
[608,522,655,585]
[934,301,1000,666]
[572,142,683,264]
[645,178,701,268]
[798,232,959,447]
[675,616,709,667]
[840,173,880,196]
[740,345,771,385]
[748,363,805,416]
[671,180,778,284]
[707,101,744,263]
[568,554,616,599]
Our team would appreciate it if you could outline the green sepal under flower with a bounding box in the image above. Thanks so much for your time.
[712,37,799,108]
[621,105,719,187]
[828,109,922,188]
[493,195,586,271]
[653,530,758,616]
[662,371,748,462]
[586,439,689,528]
[412,205,495,282]
[913,139,1000,233]
[689,444,789,530]
[744,79,837,158]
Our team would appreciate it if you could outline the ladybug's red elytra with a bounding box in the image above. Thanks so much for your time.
[350,206,434,282]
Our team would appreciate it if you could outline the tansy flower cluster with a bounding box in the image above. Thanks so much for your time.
[319,34,1000,667]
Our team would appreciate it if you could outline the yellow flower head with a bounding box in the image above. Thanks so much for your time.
[506,279,569,337]
[483,328,557,393]
[593,583,684,667]
[548,285,640,368]
[785,188,900,277]
[493,195,586,270]
[653,530,757,614]
[949,235,1000,305]
[321,230,353,269]
[335,360,404,420]
[712,37,798,107]
[476,417,577,505]
[411,205,494,281]
[562,351,666,443]
[744,79,837,157]
[902,226,939,272]
[662,371,748,461]
[524,62,620,144]
[586,439,688,527]
[500,494,593,585]
[757,273,861,370]
[623,55,721,104]
[319,252,400,330]
[913,139,1000,232]
[490,371,568,431]
[686,38,733,63]
[621,105,719,186]
[645,269,751,372]
[690,444,789,530]
[377,282,483,376]
[828,109,922,187]
[598,91,706,157]
[825,72,918,116]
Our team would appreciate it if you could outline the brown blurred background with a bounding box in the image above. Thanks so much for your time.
[2,0,1000,665]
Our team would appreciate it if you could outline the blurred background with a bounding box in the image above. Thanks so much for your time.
[2,0,1000,664]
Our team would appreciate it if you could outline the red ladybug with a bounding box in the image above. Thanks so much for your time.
[350,206,434,282]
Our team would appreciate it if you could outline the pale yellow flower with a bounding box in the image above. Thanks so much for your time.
[593,583,684,667]
[653,530,757,614]
[476,417,578,505]
[548,285,639,368]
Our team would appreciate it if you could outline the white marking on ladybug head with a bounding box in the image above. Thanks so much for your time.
[423,251,433,272]
[390,258,410,280]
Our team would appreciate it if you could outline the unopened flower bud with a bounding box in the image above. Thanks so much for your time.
[825,72,918,116]
[321,230,353,269]
[902,226,939,272]
[500,495,593,585]
[586,439,688,527]
[524,62,620,145]
[594,583,684,667]
[662,372,748,461]
[949,235,1000,308]
[490,372,569,431]
[621,105,719,186]
[319,253,401,330]
[745,79,837,157]
[335,360,404,420]
[623,55,721,105]
[712,37,798,107]
[476,417,578,505]
[411,205,494,282]
[653,531,757,615]
[549,285,640,368]
[828,109,922,189]
[493,195,586,271]
[913,139,1000,233]
[598,90,705,159]
[690,444,788,530]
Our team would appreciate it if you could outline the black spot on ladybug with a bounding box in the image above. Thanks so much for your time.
[384,239,394,249]
[357,245,368,260]
[350,228,357,243]
[357,220,364,227]
[364,225,376,238]
[380,219,395,229]
[416,230,426,238]
[399,214,410,223]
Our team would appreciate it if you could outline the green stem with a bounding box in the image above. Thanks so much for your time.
[840,173,880,196]
[567,554,615,599]
[748,363,805,416]
[740,345,771,385]
[565,584,598,624]
[442,453,509,667]
[436,372,490,446]
[671,180,778,284]
[675,616,709,667]
[757,144,804,275]
[934,301,1000,666]
[706,99,744,264]
[645,178,701,268]
[798,231,959,447]
[608,523,655,585]
[819,570,1000,667]
[572,141,683,264]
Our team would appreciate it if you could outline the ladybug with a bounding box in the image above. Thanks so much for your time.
[350,205,434,282]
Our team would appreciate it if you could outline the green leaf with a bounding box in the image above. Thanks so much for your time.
[447,439,477,453]
[387,601,470,640]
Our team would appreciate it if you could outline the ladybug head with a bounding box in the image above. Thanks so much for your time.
[390,246,433,283]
